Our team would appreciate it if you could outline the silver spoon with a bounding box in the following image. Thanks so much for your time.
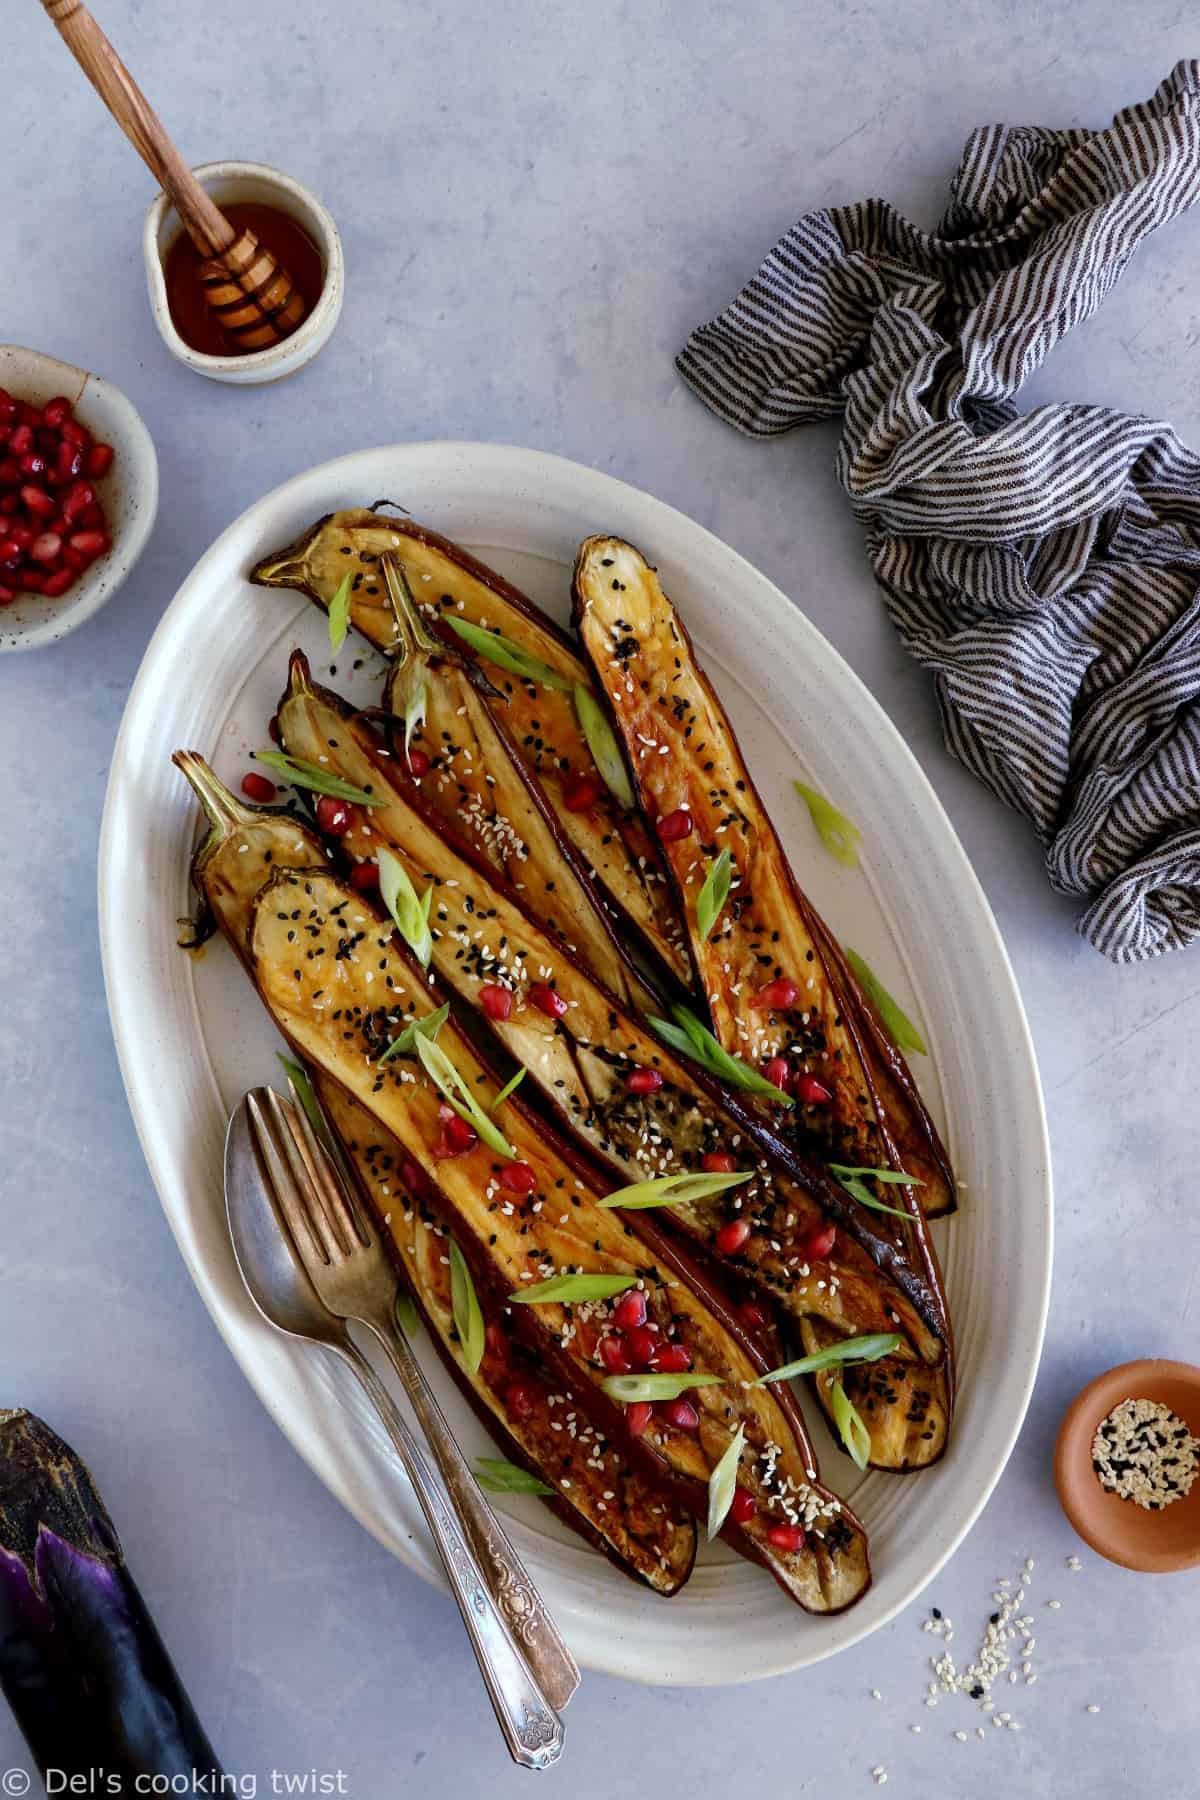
[224,1094,564,1771]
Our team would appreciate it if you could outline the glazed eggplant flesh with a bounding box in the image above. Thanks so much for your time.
[249,868,870,1613]
[171,753,696,1593]
[573,533,957,1226]
[250,510,692,985]
[273,672,946,1378]
[376,561,659,1012]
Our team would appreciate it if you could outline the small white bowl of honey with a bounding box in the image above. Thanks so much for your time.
[144,161,344,385]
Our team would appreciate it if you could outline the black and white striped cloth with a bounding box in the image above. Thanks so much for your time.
[678,63,1200,962]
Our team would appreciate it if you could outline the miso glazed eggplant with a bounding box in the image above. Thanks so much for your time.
[245,867,870,1612]
[572,532,955,1220]
[250,509,691,983]
[173,753,696,1593]
[0,1410,223,1783]
[271,658,951,1470]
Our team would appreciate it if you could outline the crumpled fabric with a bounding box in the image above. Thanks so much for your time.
[678,62,1200,962]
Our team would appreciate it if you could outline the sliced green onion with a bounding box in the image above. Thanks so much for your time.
[830,1377,872,1470]
[378,1002,450,1066]
[378,848,434,968]
[395,1290,422,1336]
[707,1425,745,1541]
[449,1240,485,1374]
[829,1163,921,1219]
[489,1067,526,1111]
[753,1332,901,1386]
[327,570,354,654]
[695,847,733,943]
[647,1005,794,1105]
[597,1170,752,1210]
[573,685,634,809]
[509,1272,636,1306]
[447,616,573,692]
[254,751,383,807]
[794,781,862,868]
[415,1033,516,1160]
[277,1054,329,1146]
[474,1458,554,1497]
[404,677,427,762]
[600,1372,722,1403]
[845,949,927,1056]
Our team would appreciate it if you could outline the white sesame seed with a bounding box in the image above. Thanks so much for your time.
[1086,1704,1100,1714]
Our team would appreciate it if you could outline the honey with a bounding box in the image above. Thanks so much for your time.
[162,202,325,357]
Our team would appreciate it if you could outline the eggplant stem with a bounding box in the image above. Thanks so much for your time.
[381,553,440,661]
[172,750,252,838]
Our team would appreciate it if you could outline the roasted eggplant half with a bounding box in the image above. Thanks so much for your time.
[272,662,950,1469]
[247,867,870,1613]
[573,532,956,1221]
[250,510,691,984]
[172,752,696,1593]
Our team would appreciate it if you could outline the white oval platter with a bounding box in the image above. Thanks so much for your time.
[99,442,1051,1686]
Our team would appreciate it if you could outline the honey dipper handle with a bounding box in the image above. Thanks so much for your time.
[41,0,233,257]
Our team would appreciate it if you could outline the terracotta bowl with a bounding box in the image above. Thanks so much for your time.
[1055,1358,1200,1572]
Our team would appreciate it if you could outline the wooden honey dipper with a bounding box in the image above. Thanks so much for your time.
[42,0,308,352]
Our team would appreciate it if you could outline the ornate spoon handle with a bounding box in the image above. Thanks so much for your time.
[338,1342,564,1770]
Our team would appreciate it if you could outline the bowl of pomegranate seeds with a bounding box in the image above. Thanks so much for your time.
[0,344,158,653]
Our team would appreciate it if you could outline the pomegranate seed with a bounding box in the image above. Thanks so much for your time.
[315,794,354,836]
[240,771,277,803]
[701,1151,738,1173]
[624,1325,659,1367]
[18,568,46,592]
[77,503,105,529]
[268,714,283,744]
[85,442,114,478]
[19,453,46,479]
[649,1341,692,1374]
[440,1112,478,1155]
[8,425,33,456]
[751,976,799,1011]
[42,397,72,428]
[0,583,14,605]
[29,532,61,565]
[625,1401,653,1438]
[766,1523,806,1554]
[21,485,56,520]
[598,1335,632,1375]
[66,530,109,560]
[479,983,513,1022]
[61,545,90,572]
[504,1379,537,1422]
[0,497,17,516]
[56,441,84,482]
[801,1223,837,1261]
[405,746,430,777]
[730,1486,757,1525]
[0,538,22,564]
[528,984,567,1019]
[59,419,89,450]
[715,1217,752,1256]
[562,772,603,812]
[484,1319,508,1359]
[499,1162,537,1196]
[794,1073,833,1105]
[763,1056,791,1092]
[737,1299,768,1331]
[660,1398,699,1432]
[62,481,95,526]
[0,460,20,487]
[656,807,694,843]
[42,568,74,597]
[625,1065,663,1095]
[349,860,380,893]
[612,1289,647,1332]
[5,525,33,552]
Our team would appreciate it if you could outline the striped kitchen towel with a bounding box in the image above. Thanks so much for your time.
[678,62,1200,963]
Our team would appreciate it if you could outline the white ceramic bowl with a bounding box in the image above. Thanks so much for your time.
[0,345,158,654]
[143,161,344,385]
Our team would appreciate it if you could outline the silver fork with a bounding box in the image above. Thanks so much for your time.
[248,1086,579,1708]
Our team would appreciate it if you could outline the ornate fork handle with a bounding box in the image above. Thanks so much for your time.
[337,1341,564,1770]
[358,1311,580,1710]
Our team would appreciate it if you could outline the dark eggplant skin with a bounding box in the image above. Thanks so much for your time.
[0,1411,222,1783]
